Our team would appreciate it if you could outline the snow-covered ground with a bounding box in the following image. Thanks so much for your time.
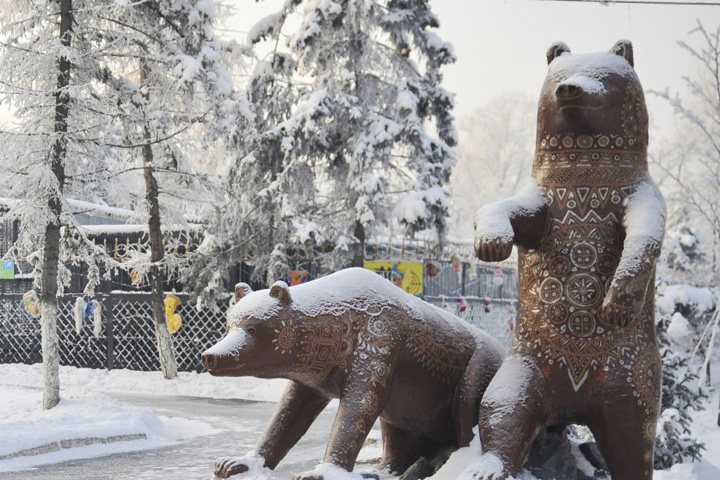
[1,363,719,480]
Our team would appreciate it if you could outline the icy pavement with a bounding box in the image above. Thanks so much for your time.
[1,363,719,480]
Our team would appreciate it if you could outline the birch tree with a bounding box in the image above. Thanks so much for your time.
[90,0,236,379]
[0,0,112,408]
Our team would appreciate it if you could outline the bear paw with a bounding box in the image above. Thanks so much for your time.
[600,301,637,328]
[214,457,250,478]
[291,463,375,480]
[600,284,646,327]
[474,237,514,262]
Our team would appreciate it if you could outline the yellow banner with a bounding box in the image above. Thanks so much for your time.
[364,261,423,296]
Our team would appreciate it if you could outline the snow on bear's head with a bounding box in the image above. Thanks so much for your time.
[536,40,648,153]
[202,281,299,378]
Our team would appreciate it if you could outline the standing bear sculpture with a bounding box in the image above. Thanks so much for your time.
[202,267,505,480]
[472,41,665,480]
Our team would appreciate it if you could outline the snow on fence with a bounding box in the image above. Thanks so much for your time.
[0,260,519,372]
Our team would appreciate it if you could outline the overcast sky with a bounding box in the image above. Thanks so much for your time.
[1,0,715,134]
[430,0,717,133]
[224,0,718,135]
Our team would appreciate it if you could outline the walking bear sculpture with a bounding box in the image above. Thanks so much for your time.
[472,41,665,480]
[202,267,505,480]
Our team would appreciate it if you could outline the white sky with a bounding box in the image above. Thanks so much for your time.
[1,1,715,135]
[223,0,719,135]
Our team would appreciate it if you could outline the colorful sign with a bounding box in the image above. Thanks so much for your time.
[364,261,423,296]
[0,260,14,280]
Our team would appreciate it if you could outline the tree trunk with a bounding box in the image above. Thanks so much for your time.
[39,0,73,410]
[352,220,365,268]
[140,58,177,380]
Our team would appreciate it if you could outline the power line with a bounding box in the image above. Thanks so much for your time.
[540,0,720,6]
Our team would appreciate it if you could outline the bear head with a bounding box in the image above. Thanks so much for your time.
[202,280,304,379]
[535,40,648,162]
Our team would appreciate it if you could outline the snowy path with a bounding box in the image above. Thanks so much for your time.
[0,389,386,480]
[1,364,720,480]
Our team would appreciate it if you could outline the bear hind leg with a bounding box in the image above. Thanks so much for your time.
[379,419,443,475]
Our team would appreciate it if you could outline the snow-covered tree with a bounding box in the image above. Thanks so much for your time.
[651,21,720,282]
[89,0,237,379]
[654,289,712,468]
[448,93,536,238]
[290,0,457,266]
[1,0,238,384]
[185,0,458,297]
[0,0,116,408]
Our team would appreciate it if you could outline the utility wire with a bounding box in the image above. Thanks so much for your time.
[540,0,720,6]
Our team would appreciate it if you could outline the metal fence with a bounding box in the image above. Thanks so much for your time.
[0,293,227,372]
[423,260,518,348]
[0,260,520,372]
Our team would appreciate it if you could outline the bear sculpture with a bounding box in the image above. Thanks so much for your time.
[472,41,665,480]
[202,267,505,480]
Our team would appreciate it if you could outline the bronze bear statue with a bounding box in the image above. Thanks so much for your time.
[202,267,505,480]
[472,40,665,480]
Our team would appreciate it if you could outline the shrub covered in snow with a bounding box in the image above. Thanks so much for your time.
[654,287,714,469]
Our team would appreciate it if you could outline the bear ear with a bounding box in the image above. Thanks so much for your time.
[269,281,292,305]
[234,283,253,302]
[546,42,571,65]
[611,39,634,67]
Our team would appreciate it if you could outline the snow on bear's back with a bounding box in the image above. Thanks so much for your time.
[229,268,480,338]
[290,267,424,319]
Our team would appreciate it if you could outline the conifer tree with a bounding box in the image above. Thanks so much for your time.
[186,0,457,298]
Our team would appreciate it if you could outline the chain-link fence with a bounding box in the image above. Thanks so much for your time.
[0,293,227,372]
[0,259,520,372]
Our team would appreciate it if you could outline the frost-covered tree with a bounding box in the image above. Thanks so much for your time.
[654,290,711,468]
[651,21,720,282]
[1,0,237,384]
[289,0,457,266]
[0,0,116,408]
[448,93,536,238]
[186,0,457,296]
[89,0,237,379]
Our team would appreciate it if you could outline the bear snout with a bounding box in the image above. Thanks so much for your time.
[202,351,217,370]
[555,83,581,100]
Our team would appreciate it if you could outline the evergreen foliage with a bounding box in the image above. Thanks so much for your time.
[184,0,457,300]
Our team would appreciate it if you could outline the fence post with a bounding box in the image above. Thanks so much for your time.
[104,295,114,370]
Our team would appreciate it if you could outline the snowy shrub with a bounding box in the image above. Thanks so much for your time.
[654,291,711,469]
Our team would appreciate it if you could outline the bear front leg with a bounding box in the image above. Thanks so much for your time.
[215,381,330,478]
[292,367,394,480]
[474,182,549,262]
[601,182,665,327]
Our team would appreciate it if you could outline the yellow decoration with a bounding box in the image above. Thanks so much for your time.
[130,269,142,285]
[164,294,182,334]
[23,290,40,318]
[364,261,423,296]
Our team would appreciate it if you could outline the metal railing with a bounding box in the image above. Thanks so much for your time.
[0,259,520,372]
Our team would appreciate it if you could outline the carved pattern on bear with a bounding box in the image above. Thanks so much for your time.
[406,322,471,383]
[515,206,644,391]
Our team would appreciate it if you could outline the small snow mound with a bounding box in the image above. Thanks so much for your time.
[461,452,509,480]
[297,462,367,480]
[667,312,693,349]
[658,285,716,315]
